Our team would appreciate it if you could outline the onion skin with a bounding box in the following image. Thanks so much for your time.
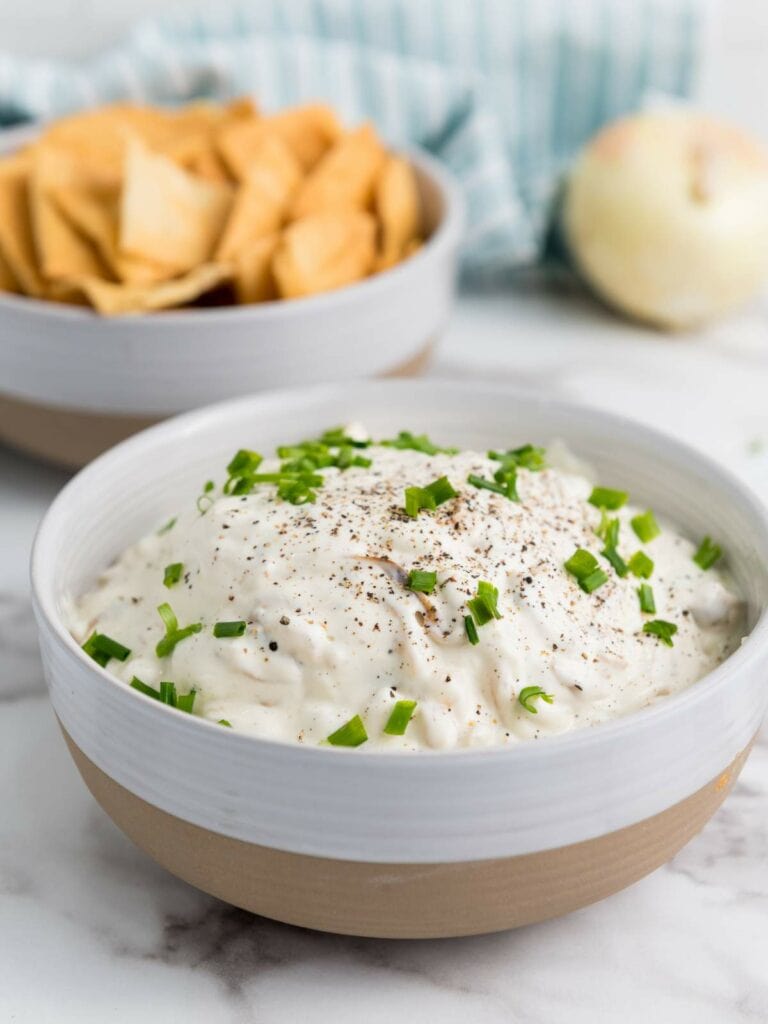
[563,111,768,330]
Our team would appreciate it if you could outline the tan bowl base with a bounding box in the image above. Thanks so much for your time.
[0,341,434,470]
[62,727,752,939]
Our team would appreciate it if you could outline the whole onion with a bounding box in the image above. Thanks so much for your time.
[563,110,768,329]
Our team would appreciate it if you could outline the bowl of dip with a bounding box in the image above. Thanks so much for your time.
[31,380,768,938]
[0,120,462,470]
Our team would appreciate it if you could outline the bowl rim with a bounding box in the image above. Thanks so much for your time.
[30,378,768,767]
[0,138,464,327]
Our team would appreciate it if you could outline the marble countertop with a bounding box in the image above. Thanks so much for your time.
[2,274,768,1023]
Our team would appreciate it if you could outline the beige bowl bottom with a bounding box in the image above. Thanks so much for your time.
[0,341,434,470]
[61,726,752,939]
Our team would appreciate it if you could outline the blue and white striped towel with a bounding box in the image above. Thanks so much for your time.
[0,0,711,273]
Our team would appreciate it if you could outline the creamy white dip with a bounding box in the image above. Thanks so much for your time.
[68,431,745,750]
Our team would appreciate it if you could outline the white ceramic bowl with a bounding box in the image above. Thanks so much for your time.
[31,380,768,938]
[0,127,462,468]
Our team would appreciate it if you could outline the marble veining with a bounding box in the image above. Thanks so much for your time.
[2,276,768,1022]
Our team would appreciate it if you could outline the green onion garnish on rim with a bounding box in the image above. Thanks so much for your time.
[384,699,418,736]
[637,583,656,614]
[407,570,437,594]
[155,603,202,658]
[326,714,368,747]
[157,516,176,535]
[588,486,628,510]
[467,580,502,626]
[464,615,480,645]
[213,620,247,638]
[82,632,131,667]
[564,549,608,593]
[380,431,458,456]
[218,719,232,727]
[163,563,183,589]
[518,685,554,714]
[631,509,660,543]
[628,550,654,579]
[693,536,723,571]
[642,619,678,647]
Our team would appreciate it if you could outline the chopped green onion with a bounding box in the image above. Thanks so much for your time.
[564,549,608,593]
[82,632,131,667]
[157,602,178,633]
[176,689,197,713]
[489,444,547,472]
[276,477,318,505]
[407,570,437,594]
[403,477,456,516]
[628,551,654,579]
[326,714,368,747]
[693,536,723,571]
[589,486,628,510]
[631,509,660,543]
[218,719,232,727]
[163,562,183,589]
[159,680,177,706]
[601,546,628,577]
[155,603,202,658]
[130,676,160,699]
[424,476,457,505]
[565,548,599,579]
[227,448,263,477]
[469,464,519,501]
[637,583,656,614]
[581,568,609,593]
[467,473,510,498]
[642,619,678,647]
[224,449,263,494]
[213,620,247,638]
[317,426,371,448]
[467,580,502,626]
[404,486,425,517]
[518,685,554,714]
[333,446,372,471]
[196,480,216,514]
[130,676,195,713]
[383,699,417,736]
[380,431,458,455]
[464,615,480,645]
[157,516,176,535]
[595,511,619,545]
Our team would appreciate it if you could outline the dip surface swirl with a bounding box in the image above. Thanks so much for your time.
[68,432,745,750]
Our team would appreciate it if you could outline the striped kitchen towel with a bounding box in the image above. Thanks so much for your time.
[0,0,711,274]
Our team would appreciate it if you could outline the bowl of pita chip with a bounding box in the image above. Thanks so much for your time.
[0,98,462,468]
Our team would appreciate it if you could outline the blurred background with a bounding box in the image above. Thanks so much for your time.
[0,0,763,133]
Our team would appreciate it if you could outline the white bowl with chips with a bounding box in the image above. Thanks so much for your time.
[0,123,462,468]
[31,379,768,938]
